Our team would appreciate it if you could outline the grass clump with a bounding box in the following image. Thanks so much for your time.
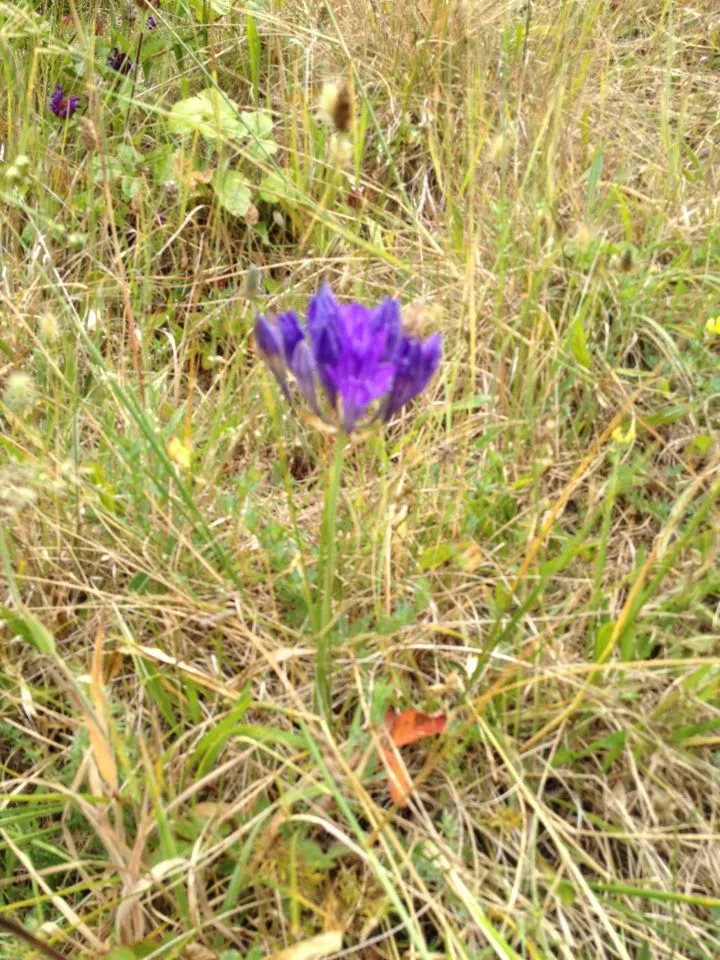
[1,1,719,958]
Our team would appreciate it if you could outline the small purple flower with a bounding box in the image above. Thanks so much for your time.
[49,83,80,119]
[383,332,442,420]
[255,284,441,432]
[107,48,133,75]
[147,15,158,29]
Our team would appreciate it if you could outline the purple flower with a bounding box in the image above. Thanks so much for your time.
[49,83,80,119]
[383,332,442,420]
[147,15,158,29]
[255,315,292,401]
[108,48,133,75]
[255,284,441,432]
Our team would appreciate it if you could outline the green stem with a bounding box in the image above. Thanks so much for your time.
[315,432,347,720]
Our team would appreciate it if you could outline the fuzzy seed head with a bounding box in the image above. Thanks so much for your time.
[39,311,59,341]
[3,372,36,414]
[319,78,352,133]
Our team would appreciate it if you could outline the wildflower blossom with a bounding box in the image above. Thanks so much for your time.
[147,15,158,29]
[255,284,441,432]
[167,436,192,470]
[705,315,720,336]
[107,48,133,75]
[50,84,80,119]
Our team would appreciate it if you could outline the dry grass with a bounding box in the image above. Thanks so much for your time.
[1,0,719,958]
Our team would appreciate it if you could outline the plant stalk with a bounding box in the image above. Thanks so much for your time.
[315,432,347,720]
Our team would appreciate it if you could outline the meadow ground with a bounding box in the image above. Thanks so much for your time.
[1,1,719,958]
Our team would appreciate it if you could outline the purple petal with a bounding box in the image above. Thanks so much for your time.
[338,302,374,345]
[50,83,79,118]
[288,340,319,412]
[50,84,63,114]
[277,311,304,365]
[384,333,442,419]
[307,284,342,405]
[255,315,282,357]
[308,283,341,365]
[108,48,133,74]
[338,302,391,376]
[421,333,442,381]
[255,316,291,400]
[333,363,396,432]
[372,298,402,360]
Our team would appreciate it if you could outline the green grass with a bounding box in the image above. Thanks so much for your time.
[1,0,719,958]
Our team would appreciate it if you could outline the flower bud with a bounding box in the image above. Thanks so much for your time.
[244,264,263,299]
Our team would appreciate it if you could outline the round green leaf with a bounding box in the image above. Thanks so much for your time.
[212,170,252,217]
[168,89,244,141]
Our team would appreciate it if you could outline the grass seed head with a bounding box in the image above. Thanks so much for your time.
[319,78,353,133]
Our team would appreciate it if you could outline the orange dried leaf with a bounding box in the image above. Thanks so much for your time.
[380,706,447,807]
[385,707,447,747]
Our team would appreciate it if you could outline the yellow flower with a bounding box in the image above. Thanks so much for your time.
[705,315,720,336]
[167,436,192,470]
[611,422,636,446]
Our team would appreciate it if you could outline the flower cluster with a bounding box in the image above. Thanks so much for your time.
[256,284,441,432]
[108,48,133,75]
[49,84,80,119]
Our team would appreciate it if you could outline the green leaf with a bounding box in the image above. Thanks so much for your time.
[168,88,244,141]
[146,145,174,185]
[569,316,591,369]
[419,542,455,570]
[188,0,232,18]
[0,607,57,657]
[601,729,627,770]
[167,92,277,158]
[116,143,141,171]
[212,170,252,217]
[121,175,142,203]
[369,680,394,726]
[557,880,575,906]
[687,433,714,456]
[238,110,277,158]
[90,154,123,182]
[247,138,278,160]
[207,0,232,13]
[128,572,151,594]
[232,724,305,749]
[238,110,273,140]
[258,171,302,205]
[247,13,260,102]
[191,689,252,775]
[593,621,615,662]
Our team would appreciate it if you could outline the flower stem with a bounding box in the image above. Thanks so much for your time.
[315,432,347,720]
